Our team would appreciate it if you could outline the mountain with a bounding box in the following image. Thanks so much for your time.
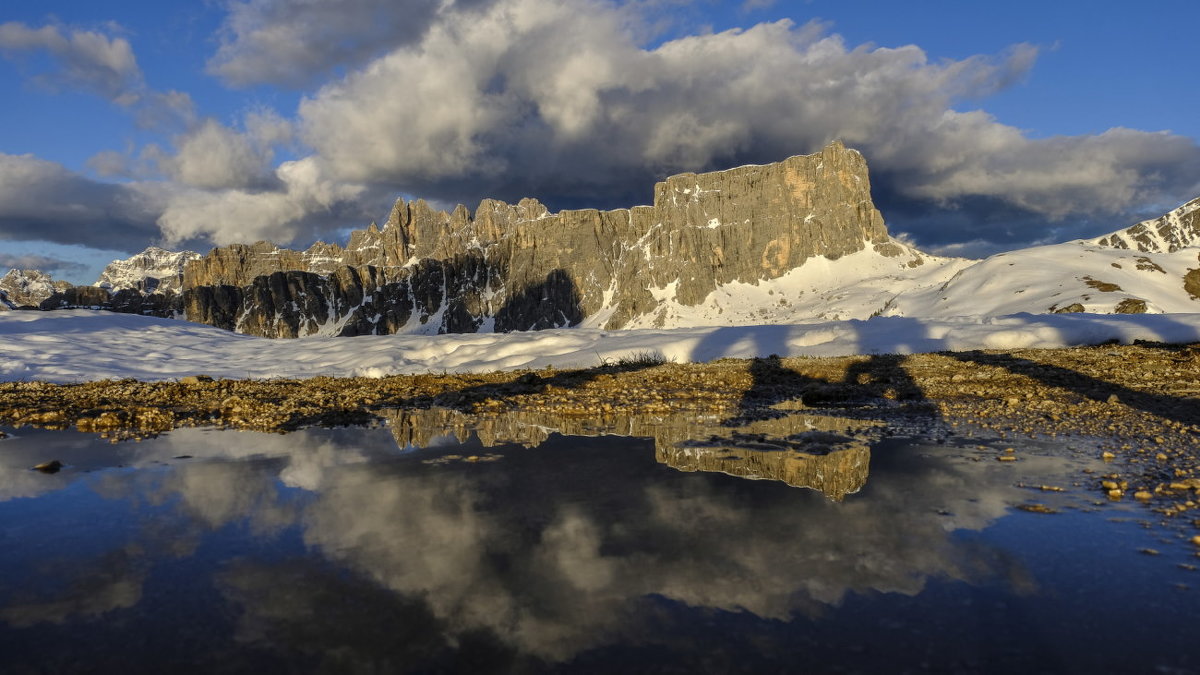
[0,247,198,315]
[95,246,201,295]
[889,240,1200,317]
[180,140,1200,339]
[10,144,1199,334]
[182,141,973,337]
[885,198,1200,318]
[1091,197,1200,253]
[0,269,71,309]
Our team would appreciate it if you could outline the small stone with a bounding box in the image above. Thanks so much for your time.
[1107,394,1121,405]
[997,455,1018,462]
[1140,548,1160,556]
[180,375,214,385]
[1133,491,1153,501]
[1102,451,1116,461]
[1191,536,1200,547]
[32,460,63,474]
[1156,453,1168,462]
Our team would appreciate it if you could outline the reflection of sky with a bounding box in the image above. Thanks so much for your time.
[0,421,1135,668]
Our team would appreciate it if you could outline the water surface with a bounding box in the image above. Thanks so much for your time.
[0,410,1197,673]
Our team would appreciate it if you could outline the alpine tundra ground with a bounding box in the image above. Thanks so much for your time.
[2,341,1200,544]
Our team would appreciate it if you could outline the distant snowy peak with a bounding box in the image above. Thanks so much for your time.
[0,269,71,308]
[95,246,201,294]
[1091,197,1200,253]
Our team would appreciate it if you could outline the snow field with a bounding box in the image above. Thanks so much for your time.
[2,310,1199,384]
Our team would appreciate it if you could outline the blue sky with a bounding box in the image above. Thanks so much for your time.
[2,0,1198,284]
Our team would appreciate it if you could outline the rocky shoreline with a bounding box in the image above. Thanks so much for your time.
[2,341,1199,535]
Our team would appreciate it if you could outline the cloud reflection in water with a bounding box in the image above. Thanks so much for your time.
[0,410,1079,665]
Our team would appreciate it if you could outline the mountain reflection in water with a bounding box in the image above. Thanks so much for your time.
[386,407,876,500]
[0,410,1193,673]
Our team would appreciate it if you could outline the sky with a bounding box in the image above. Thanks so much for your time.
[1,0,1198,285]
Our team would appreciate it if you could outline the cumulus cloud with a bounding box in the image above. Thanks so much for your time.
[0,21,141,102]
[0,21,197,132]
[207,0,499,88]
[0,21,143,104]
[290,0,1199,246]
[154,156,384,246]
[0,252,87,276]
[152,117,284,190]
[0,153,162,250]
[7,1,1200,255]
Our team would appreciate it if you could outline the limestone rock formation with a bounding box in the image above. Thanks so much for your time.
[183,141,898,337]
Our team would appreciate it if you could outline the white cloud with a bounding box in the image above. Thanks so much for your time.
[154,157,379,246]
[290,0,1200,245]
[0,21,196,132]
[7,1,1200,255]
[0,22,142,103]
[0,153,162,250]
[0,253,86,276]
[154,118,279,190]
[207,0,463,88]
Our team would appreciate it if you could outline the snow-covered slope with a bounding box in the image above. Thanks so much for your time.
[890,241,1200,318]
[591,221,1200,328]
[3,310,1199,383]
[631,201,1200,325]
[597,241,974,328]
[95,246,201,294]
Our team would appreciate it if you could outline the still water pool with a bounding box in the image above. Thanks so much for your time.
[0,409,1197,673]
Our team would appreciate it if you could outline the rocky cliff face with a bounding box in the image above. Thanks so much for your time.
[184,141,902,337]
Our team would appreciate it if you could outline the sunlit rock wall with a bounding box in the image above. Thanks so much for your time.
[183,141,891,337]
